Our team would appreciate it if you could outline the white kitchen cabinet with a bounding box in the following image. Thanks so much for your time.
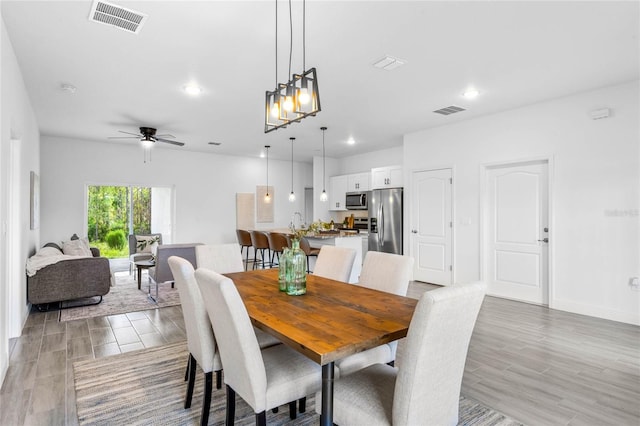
[371,165,403,189]
[329,175,348,211]
[347,172,370,192]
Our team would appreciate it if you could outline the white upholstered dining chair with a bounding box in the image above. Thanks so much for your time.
[312,245,356,282]
[316,281,486,426]
[194,268,322,425]
[195,243,245,273]
[334,251,415,377]
[167,256,222,426]
[194,244,281,348]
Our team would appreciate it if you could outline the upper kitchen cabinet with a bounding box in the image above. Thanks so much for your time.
[329,175,348,211]
[347,172,370,192]
[371,166,403,189]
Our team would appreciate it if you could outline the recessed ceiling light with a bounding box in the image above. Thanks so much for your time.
[347,137,355,145]
[60,83,77,93]
[462,89,480,99]
[183,84,202,96]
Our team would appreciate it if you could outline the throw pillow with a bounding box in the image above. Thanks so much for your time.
[62,238,92,256]
[136,235,160,254]
[43,242,62,251]
[38,246,63,257]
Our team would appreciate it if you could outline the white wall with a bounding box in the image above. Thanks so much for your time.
[404,81,640,325]
[40,137,312,246]
[312,155,340,222]
[1,16,41,382]
[337,146,403,175]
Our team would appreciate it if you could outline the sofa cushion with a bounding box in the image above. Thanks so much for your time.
[62,238,92,256]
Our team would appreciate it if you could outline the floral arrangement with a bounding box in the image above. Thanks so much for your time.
[289,220,323,240]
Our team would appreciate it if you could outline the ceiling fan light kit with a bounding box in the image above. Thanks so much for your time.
[264,0,321,133]
[109,127,186,147]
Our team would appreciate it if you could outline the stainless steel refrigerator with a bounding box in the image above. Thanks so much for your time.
[368,188,403,254]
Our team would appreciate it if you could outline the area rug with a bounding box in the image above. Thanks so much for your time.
[59,273,180,322]
[73,342,523,426]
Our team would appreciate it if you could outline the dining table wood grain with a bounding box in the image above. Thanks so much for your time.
[223,268,418,426]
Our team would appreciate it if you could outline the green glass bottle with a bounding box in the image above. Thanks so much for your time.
[278,247,290,292]
[286,239,307,295]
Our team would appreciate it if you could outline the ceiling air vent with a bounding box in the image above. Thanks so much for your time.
[88,1,148,34]
[433,105,466,116]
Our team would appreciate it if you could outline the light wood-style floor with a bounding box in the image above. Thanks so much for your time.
[1,280,639,426]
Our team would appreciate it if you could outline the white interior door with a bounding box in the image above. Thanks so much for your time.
[486,161,549,304]
[411,169,452,285]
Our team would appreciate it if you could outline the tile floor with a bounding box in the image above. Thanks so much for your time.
[1,300,186,426]
[1,277,639,426]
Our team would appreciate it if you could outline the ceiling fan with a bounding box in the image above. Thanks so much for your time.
[109,127,185,146]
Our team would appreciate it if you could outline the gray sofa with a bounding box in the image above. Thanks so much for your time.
[27,244,111,308]
[150,243,201,285]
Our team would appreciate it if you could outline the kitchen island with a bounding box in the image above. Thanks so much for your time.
[306,234,363,283]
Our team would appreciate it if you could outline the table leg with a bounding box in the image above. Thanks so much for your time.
[320,362,334,426]
[137,266,142,290]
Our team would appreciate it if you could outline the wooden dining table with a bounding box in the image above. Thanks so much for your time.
[224,268,418,426]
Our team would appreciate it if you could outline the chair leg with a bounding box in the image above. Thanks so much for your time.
[184,355,190,381]
[289,401,297,420]
[299,397,306,413]
[256,411,266,426]
[253,250,259,270]
[201,371,212,426]
[215,370,222,389]
[226,385,236,425]
[185,353,196,409]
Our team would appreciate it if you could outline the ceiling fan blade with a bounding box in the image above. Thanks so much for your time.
[118,130,142,136]
[156,137,185,146]
[108,136,139,139]
[155,134,175,139]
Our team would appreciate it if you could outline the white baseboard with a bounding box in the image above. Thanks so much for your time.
[551,298,640,326]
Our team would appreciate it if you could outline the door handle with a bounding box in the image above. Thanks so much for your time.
[537,238,549,243]
[411,229,418,234]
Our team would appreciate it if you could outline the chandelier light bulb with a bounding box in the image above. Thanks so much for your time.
[289,191,296,202]
[298,87,310,104]
[283,96,294,111]
[265,193,271,203]
[320,190,328,202]
[271,103,280,117]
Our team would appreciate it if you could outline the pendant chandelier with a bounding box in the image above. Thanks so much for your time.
[289,137,296,202]
[264,145,271,203]
[320,127,328,202]
[265,0,321,133]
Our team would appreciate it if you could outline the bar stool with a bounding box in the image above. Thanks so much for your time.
[299,237,320,273]
[249,230,271,269]
[236,229,253,271]
[267,232,289,267]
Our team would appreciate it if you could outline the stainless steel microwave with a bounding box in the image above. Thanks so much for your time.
[345,191,369,210]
